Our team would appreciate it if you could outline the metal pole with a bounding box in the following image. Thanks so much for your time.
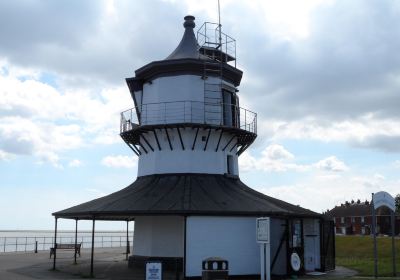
[218,0,222,47]
[126,221,129,261]
[90,218,95,278]
[371,193,378,278]
[391,210,397,276]
[74,219,78,265]
[3,237,6,252]
[52,217,58,270]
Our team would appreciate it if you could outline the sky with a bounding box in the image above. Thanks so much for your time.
[1,0,400,230]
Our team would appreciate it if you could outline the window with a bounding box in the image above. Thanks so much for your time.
[289,219,302,247]
[227,155,234,175]
[361,216,365,223]
[351,217,355,223]
[341,217,344,223]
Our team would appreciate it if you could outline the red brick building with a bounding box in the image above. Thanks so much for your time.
[325,200,400,235]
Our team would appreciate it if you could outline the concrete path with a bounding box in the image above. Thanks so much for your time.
[0,248,359,280]
[0,248,180,280]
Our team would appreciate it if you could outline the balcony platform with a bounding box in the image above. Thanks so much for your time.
[120,122,256,156]
[119,101,257,156]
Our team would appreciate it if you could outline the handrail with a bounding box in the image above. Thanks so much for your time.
[0,234,133,253]
[196,21,236,67]
[120,100,257,135]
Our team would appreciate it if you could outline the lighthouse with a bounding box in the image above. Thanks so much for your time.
[121,15,255,177]
[54,15,335,278]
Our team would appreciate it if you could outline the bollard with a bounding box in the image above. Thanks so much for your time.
[35,241,38,253]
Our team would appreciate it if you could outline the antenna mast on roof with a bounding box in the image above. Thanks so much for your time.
[218,0,222,48]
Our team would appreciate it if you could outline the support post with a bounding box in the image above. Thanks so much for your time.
[371,193,378,278]
[192,127,199,150]
[126,221,129,261]
[52,217,58,270]
[74,219,78,264]
[90,217,96,278]
[153,130,161,151]
[183,216,187,279]
[391,210,397,276]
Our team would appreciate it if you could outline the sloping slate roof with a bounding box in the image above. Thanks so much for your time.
[325,203,372,217]
[326,202,392,218]
[53,174,320,220]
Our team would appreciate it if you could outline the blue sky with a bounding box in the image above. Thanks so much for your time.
[1,0,400,230]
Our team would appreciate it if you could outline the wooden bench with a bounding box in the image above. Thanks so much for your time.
[49,243,82,258]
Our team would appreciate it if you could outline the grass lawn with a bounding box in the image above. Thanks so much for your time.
[336,235,399,277]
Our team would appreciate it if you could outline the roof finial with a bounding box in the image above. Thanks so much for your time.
[183,15,195,28]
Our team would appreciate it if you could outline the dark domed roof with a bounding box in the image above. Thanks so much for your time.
[53,174,320,220]
[165,15,204,60]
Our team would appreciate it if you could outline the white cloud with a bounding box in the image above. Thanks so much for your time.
[101,155,137,168]
[0,61,131,165]
[393,160,400,169]
[68,159,82,167]
[259,173,399,213]
[315,156,348,172]
[239,144,309,172]
[240,144,350,173]
[0,149,11,161]
[258,116,400,153]
[262,144,294,160]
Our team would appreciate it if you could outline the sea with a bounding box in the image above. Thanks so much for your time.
[0,230,133,253]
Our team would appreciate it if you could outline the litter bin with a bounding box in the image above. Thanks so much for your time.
[202,257,229,280]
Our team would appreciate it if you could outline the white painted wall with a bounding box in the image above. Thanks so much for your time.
[303,219,321,271]
[140,75,232,126]
[143,75,205,104]
[133,216,184,257]
[137,129,238,176]
[131,74,244,176]
[185,216,260,277]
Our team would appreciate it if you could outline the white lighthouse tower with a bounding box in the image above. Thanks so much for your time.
[54,15,330,279]
[121,14,257,274]
[121,15,256,177]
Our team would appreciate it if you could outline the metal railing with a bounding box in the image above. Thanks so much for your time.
[0,234,133,253]
[120,101,257,134]
[197,22,236,67]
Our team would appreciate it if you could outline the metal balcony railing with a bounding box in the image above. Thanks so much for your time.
[197,22,237,67]
[120,101,257,135]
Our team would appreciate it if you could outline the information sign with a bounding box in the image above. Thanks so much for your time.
[146,262,162,280]
[256,217,270,243]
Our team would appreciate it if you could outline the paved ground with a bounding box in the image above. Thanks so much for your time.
[0,248,362,280]
[0,248,179,280]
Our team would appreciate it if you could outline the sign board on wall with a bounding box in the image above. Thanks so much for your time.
[256,218,270,243]
[373,191,395,212]
[146,262,162,280]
